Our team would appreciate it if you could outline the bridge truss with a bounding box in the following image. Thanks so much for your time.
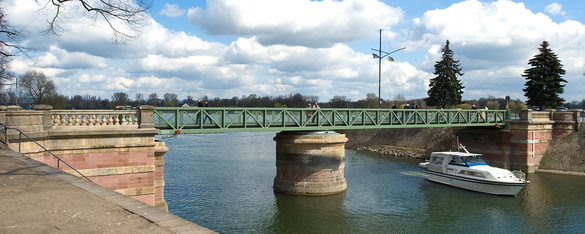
[154,107,509,135]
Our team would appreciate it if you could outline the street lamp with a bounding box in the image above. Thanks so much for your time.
[371,29,405,109]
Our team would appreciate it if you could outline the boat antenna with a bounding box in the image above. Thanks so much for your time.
[371,29,405,109]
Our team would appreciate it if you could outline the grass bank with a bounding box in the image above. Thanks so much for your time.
[538,123,585,174]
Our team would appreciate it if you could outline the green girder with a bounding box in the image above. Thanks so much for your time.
[153,107,510,135]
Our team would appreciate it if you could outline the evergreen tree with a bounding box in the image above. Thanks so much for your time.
[522,40,567,110]
[425,40,465,108]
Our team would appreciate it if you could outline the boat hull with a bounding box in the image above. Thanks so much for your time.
[428,171,525,196]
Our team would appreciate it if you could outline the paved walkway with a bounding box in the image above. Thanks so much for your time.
[0,149,216,234]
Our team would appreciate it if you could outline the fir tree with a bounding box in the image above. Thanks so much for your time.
[425,40,465,108]
[522,40,567,110]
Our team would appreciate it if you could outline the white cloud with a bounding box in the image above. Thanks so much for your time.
[35,46,108,69]
[187,0,403,48]
[545,3,566,16]
[159,3,186,17]
[78,74,107,84]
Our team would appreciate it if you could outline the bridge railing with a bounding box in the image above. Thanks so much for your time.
[153,107,509,134]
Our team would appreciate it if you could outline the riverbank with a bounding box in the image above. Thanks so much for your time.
[538,123,585,174]
[342,127,453,159]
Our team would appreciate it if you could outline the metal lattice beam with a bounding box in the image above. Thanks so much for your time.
[154,107,509,135]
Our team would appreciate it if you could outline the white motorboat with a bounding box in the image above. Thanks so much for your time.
[419,144,528,196]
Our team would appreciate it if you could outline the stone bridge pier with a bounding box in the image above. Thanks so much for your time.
[0,105,169,211]
[273,131,348,195]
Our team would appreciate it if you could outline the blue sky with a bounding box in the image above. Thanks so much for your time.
[7,0,585,103]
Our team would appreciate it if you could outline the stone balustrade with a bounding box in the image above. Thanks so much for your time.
[50,110,139,128]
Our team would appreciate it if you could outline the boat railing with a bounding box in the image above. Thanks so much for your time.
[512,170,526,182]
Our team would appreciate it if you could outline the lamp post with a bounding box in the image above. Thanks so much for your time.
[371,29,405,109]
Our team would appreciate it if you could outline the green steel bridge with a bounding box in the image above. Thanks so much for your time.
[153,107,509,135]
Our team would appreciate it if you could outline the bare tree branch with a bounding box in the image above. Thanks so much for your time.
[0,8,31,87]
[39,0,153,44]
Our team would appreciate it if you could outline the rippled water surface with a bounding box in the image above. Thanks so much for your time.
[162,131,585,233]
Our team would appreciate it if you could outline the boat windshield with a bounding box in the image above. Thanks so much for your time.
[461,155,487,166]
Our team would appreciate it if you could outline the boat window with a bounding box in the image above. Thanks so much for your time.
[475,172,486,178]
[462,155,488,166]
[457,170,475,176]
[462,157,476,164]
[432,157,443,164]
[450,157,465,165]
[473,156,486,164]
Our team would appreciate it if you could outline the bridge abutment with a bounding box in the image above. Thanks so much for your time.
[454,109,582,173]
[0,105,167,210]
[273,131,348,195]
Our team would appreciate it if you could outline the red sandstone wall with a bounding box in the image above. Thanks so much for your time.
[33,149,157,206]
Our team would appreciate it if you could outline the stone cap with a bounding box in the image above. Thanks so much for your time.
[33,104,53,110]
[139,105,156,110]
[6,105,19,111]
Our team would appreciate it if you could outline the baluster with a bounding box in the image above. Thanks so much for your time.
[81,114,87,126]
[121,114,127,125]
[98,114,105,126]
[67,115,73,126]
[89,114,96,126]
[108,114,114,125]
[74,114,81,126]
[53,115,59,126]
[114,114,120,125]
[61,114,67,126]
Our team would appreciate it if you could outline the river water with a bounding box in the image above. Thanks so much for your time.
[162,131,585,233]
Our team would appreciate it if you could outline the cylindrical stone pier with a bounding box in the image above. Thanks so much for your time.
[273,131,348,195]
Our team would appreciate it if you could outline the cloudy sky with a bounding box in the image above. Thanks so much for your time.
[6,0,585,103]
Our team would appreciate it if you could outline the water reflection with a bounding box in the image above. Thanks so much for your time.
[521,173,585,232]
[271,192,347,234]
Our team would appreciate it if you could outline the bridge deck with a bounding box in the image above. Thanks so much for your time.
[154,107,509,135]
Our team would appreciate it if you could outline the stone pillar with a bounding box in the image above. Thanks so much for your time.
[33,104,53,131]
[552,111,576,136]
[273,131,348,195]
[0,105,6,123]
[570,109,583,130]
[154,141,169,211]
[139,105,156,129]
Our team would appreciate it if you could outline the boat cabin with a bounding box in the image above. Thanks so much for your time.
[428,152,488,174]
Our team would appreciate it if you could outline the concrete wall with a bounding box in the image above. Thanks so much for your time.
[0,105,168,211]
[453,109,582,173]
